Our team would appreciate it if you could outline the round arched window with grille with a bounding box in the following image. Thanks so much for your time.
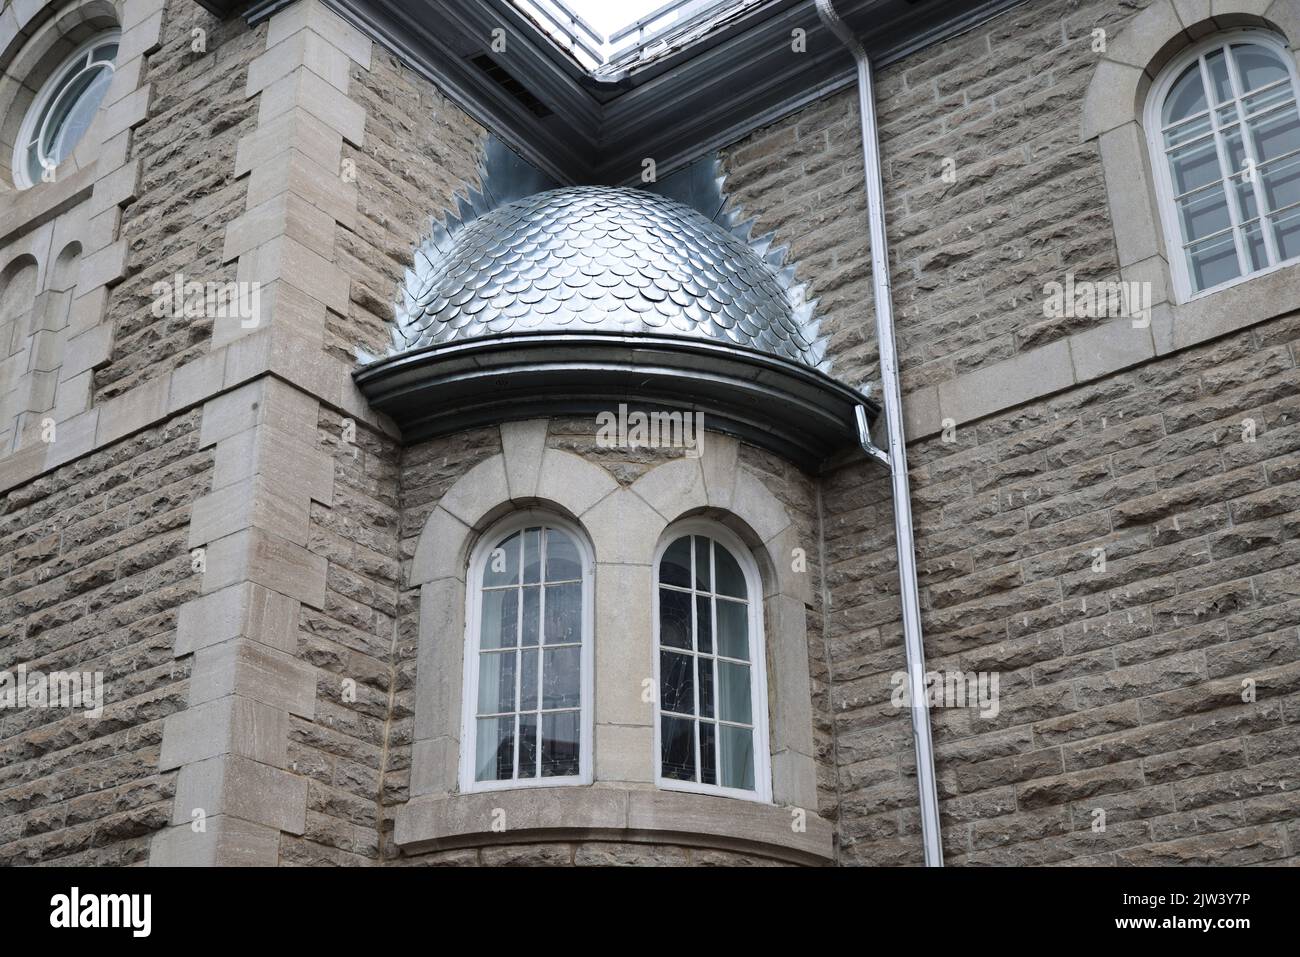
[12,31,119,189]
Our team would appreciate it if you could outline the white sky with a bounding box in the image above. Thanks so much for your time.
[567,0,675,36]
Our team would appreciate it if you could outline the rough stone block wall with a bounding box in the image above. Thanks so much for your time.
[735,441,839,822]
[336,47,485,366]
[823,316,1300,865]
[266,408,399,866]
[0,410,209,864]
[719,0,1131,394]
[713,0,1300,866]
[382,424,501,862]
[94,3,263,402]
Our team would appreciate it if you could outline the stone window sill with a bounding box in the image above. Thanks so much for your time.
[394,785,834,865]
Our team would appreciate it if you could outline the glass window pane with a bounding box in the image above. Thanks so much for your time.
[541,711,580,777]
[518,713,538,778]
[716,598,749,660]
[1187,231,1242,291]
[1261,153,1300,212]
[477,650,516,715]
[659,535,691,587]
[714,542,747,599]
[1222,124,1248,175]
[661,715,696,781]
[483,531,520,587]
[1206,49,1232,104]
[1248,105,1300,163]
[659,587,691,649]
[25,142,42,188]
[1163,61,1207,125]
[480,589,518,649]
[1242,83,1293,118]
[521,585,540,646]
[1243,220,1269,270]
[523,527,541,583]
[1272,205,1300,260]
[44,66,112,168]
[1231,173,1259,221]
[700,721,717,786]
[1164,113,1212,149]
[542,646,581,709]
[475,716,515,781]
[694,536,711,591]
[545,528,581,581]
[1167,138,1222,194]
[544,582,581,644]
[1177,184,1232,241]
[718,660,752,724]
[698,654,715,719]
[695,595,712,653]
[660,649,695,714]
[520,647,538,711]
[719,725,755,791]
[1232,43,1288,94]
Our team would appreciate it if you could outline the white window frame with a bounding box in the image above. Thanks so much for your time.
[652,519,772,804]
[12,30,120,190]
[458,510,595,793]
[1145,29,1300,303]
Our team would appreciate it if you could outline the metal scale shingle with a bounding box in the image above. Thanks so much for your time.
[394,185,827,369]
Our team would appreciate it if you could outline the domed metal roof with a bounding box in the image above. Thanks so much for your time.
[359,172,873,470]
[393,186,827,369]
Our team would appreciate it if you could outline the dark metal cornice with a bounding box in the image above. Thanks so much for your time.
[228,0,1029,185]
[354,332,877,471]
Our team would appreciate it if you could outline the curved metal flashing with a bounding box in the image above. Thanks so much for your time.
[353,332,876,471]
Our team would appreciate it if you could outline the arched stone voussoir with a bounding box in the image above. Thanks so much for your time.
[1259,0,1300,49]
[729,468,792,546]
[763,523,814,605]
[1104,1,1187,73]
[500,419,548,499]
[700,433,739,509]
[1080,58,1148,143]
[584,487,668,565]
[410,506,472,587]
[1080,0,1300,143]
[436,454,510,527]
[630,455,707,520]
[534,447,619,518]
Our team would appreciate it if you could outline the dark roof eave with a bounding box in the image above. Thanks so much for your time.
[353,332,879,473]
[229,0,1031,186]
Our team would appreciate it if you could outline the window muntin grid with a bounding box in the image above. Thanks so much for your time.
[1149,32,1300,298]
[14,33,119,189]
[654,531,766,798]
[469,522,588,785]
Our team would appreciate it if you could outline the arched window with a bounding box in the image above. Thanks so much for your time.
[460,513,593,791]
[12,31,120,189]
[653,522,771,802]
[1146,30,1300,299]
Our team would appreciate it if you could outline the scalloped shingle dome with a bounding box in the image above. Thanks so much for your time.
[395,186,825,368]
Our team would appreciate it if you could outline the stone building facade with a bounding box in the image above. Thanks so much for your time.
[1,0,1298,867]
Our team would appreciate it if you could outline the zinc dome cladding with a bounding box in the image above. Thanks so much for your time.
[394,185,827,369]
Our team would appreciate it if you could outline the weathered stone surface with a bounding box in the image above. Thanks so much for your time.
[0,410,208,865]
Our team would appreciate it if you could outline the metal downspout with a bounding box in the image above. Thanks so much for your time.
[815,0,944,867]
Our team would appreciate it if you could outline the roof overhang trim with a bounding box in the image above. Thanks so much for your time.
[229,0,1029,185]
[353,332,877,471]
